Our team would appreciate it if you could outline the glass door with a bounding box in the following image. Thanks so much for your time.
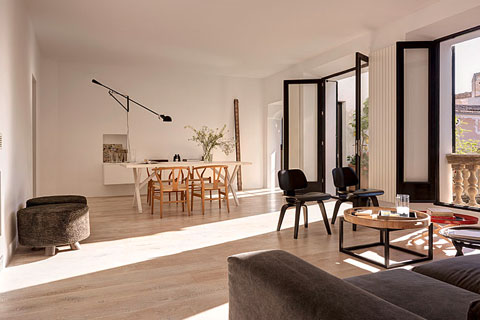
[283,79,325,191]
[356,53,369,189]
[396,41,438,201]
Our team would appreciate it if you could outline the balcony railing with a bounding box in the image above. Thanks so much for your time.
[446,154,480,207]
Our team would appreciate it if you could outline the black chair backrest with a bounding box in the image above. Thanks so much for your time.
[332,167,359,191]
[278,169,308,196]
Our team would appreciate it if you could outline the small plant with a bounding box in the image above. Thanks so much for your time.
[348,97,369,172]
[185,124,235,161]
[346,155,356,166]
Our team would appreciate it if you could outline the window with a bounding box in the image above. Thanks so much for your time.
[453,37,480,154]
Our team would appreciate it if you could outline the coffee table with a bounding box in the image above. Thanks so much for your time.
[340,207,433,269]
[439,226,480,256]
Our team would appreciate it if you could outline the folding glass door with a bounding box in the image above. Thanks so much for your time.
[396,41,438,201]
[283,80,325,191]
[323,52,369,191]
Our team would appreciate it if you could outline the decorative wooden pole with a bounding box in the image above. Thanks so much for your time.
[234,99,242,191]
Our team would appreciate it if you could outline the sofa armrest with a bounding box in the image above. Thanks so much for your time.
[228,250,425,320]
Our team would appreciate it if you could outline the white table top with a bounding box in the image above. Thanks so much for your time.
[119,161,252,169]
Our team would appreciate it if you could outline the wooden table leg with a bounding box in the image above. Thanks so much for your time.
[227,165,240,206]
[132,168,143,213]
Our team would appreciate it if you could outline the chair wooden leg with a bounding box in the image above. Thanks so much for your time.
[209,190,213,202]
[70,242,81,250]
[225,187,230,213]
[186,189,191,216]
[176,192,179,205]
[181,192,185,212]
[191,187,194,212]
[277,204,289,231]
[151,194,154,214]
[147,183,151,205]
[201,189,205,215]
[331,200,342,224]
[318,201,332,235]
[218,190,222,209]
[371,196,379,206]
[159,192,163,218]
[302,205,308,228]
[294,202,302,239]
[45,246,56,256]
[352,198,358,231]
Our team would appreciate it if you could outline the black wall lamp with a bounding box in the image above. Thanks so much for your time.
[92,79,172,122]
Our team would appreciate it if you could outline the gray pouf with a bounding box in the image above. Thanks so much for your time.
[26,195,87,207]
[17,203,90,256]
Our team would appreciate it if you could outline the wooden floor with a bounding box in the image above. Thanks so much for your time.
[0,190,472,319]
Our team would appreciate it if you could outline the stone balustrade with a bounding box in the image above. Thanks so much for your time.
[446,154,480,207]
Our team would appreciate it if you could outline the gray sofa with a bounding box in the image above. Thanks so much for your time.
[228,250,480,320]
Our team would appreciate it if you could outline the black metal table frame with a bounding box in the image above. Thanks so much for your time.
[339,217,433,269]
[451,239,480,256]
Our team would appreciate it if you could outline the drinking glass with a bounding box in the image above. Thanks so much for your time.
[396,194,410,216]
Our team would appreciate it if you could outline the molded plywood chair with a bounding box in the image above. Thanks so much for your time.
[331,167,384,229]
[191,165,229,214]
[277,169,332,239]
[151,167,190,218]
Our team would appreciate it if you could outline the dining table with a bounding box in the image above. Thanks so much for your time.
[120,161,252,213]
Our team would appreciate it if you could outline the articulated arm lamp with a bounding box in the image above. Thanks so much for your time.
[91,79,172,122]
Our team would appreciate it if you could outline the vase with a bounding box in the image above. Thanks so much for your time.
[203,151,213,162]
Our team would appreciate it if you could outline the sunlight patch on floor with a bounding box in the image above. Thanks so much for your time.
[185,303,228,320]
[343,258,380,273]
[0,201,343,293]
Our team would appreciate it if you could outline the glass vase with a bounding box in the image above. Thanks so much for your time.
[203,151,213,162]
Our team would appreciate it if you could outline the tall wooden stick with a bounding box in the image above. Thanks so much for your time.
[234,99,242,191]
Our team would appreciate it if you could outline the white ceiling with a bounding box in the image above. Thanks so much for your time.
[27,0,437,78]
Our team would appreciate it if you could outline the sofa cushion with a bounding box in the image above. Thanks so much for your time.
[229,250,425,320]
[346,269,480,320]
[26,195,87,207]
[413,254,480,295]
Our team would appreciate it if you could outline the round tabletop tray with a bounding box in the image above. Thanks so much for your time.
[344,207,430,230]
[439,225,480,243]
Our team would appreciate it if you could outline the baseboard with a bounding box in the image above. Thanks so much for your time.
[5,236,18,267]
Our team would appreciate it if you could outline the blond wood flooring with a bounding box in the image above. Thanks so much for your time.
[0,190,475,319]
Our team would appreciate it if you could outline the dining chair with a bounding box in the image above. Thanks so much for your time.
[151,167,191,218]
[277,169,332,239]
[147,168,180,205]
[331,167,384,230]
[190,165,229,214]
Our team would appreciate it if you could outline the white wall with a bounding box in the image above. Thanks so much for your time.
[38,61,264,197]
[266,103,282,189]
[369,45,397,203]
[0,0,40,267]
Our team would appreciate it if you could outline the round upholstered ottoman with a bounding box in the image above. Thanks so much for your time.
[26,195,87,207]
[17,203,90,256]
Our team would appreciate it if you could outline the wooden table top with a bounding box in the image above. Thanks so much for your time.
[344,207,430,230]
[119,161,252,169]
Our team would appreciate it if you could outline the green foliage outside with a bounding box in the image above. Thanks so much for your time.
[347,97,369,173]
[455,116,480,154]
